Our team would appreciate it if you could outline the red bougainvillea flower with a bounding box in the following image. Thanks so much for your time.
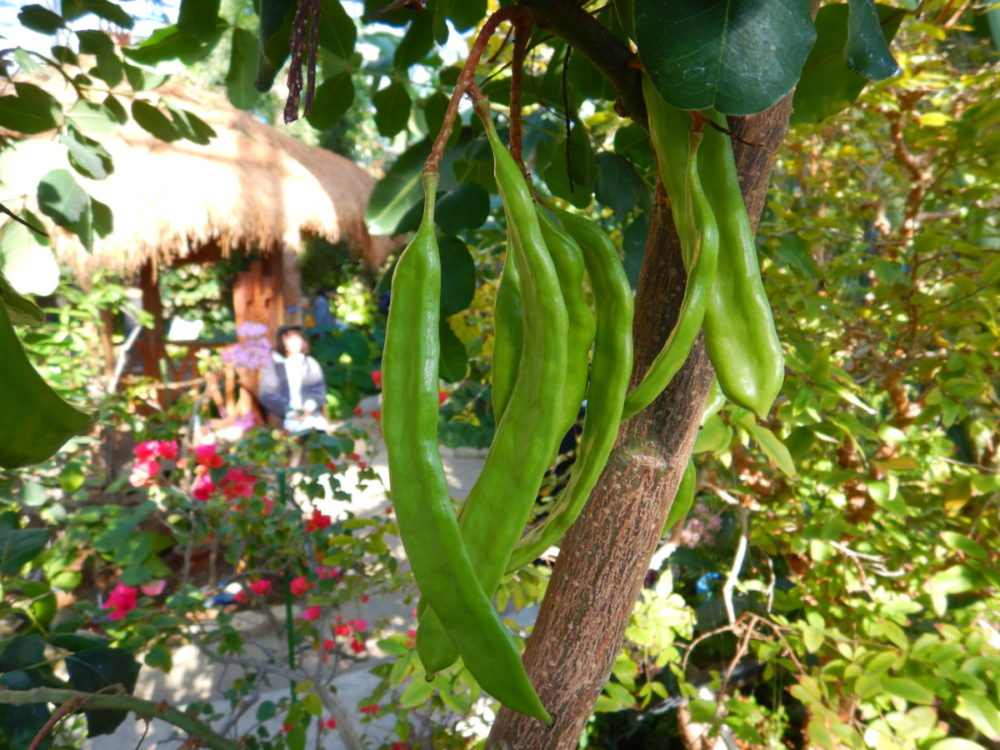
[359,704,379,714]
[194,443,223,469]
[350,637,365,654]
[371,370,382,389]
[221,468,256,500]
[192,473,217,501]
[281,723,294,733]
[129,459,159,488]
[316,565,340,580]
[156,440,179,460]
[248,579,272,596]
[322,638,334,652]
[140,579,166,597]
[369,409,381,421]
[234,591,249,604]
[105,583,138,620]
[305,509,332,533]
[302,605,321,622]
[360,594,370,603]
[260,497,274,515]
[352,406,363,417]
[333,623,350,637]
[134,440,160,461]
[324,718,337,730]
[348,618,367,633]
[290,577,313,596]
[438,390,449,406]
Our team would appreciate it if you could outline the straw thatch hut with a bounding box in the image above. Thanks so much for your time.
[35,82,395,386]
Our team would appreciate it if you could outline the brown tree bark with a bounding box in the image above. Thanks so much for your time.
[487,95,796,749]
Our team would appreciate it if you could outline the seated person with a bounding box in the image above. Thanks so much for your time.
[258,326,329,433]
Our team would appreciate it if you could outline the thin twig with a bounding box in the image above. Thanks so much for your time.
[0,204,48,235]
[509,20,530,165]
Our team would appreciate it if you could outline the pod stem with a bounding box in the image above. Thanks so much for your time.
[424,6,535,176]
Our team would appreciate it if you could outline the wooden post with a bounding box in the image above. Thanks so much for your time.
[138,260,167,402]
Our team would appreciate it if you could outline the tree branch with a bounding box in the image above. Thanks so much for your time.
[0,688,239,750]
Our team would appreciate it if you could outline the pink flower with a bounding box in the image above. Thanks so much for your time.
[129,459,159,488]
[140,579,166,596]
[192,473,217,501]
[105,584,138,620]
[322,638,334,651]
[306,509,331,533]
[334,623,350,637]
[350,637,365,654]
[157,440,178,460]
[248,579,272,595]
[290,577,313,596]
[134,440,159,461]
[316,566,340,580]
[371,370,382,389]
[234,591,249,604]
[438,390,449,406]
[348,618,367,633]
[194,443,223,469]
[260,497,274,515]
[302,605,321,622]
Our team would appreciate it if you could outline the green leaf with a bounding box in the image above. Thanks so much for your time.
[77,29,124,87]
[67,99,117,137]
[165,106,217,145]
[939,531,986,560]
[635,0,817,115]
[131,100,181,142]
[256,0,296,93]
[61,125,114,180]
[539,122,597,209]
[306,72,354,130]
[37,168,93,247]
[0,527,50,575]
[0,634,45,671]
[18,5,65,34]
[956,693,1000,741]
[66,648,141,736]
[226,27,260,111]
[365,138,431,234]
[928,740,988,750]
[394,9,435,69]
[736,415,797,477]
[883,677,936,705]
[64,0,134,29]
[318,0,357,60]
[436,0,486,32]
[1,214,59,299]
[436,182,490,234]
[0,82,62,135]
[595,151,649,217]
[178,0,224,43]
[124,25,218,68]
[846,0,900,81]
[439,318,468,383]
[688,698,717,722]
[373,81,411,137]
[926,565,983,596]
[143,643,173,673]
[792,4,904,125]
[398,678,435,708]
[438,235,476,316]
[663,460,696,533]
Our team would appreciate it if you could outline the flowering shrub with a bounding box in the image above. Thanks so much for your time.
[222,321,273,370]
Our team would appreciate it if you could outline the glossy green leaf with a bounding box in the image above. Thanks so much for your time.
[365,138,431,234]
[846,0,900,80]
[67,99,117,137]
[792,4,904,125]
[394,8,435,69]
[306,72,354,130]
[77,29,124,87]
[883,677,936,705]
[0,528,50,574]
[1,215,59,298]
[131,100,181,142]
[539,122,597,209]
[37,169,92,248]
[635,0,816,115]
[398,677,435,708]
[0,283,93,460]
[436,182,490,234]
[124,25,220,68]
[66,648,141,736]
[373,81,411,137]
[439,318,468,383]
[63,0,134,29]
[61,125,114,180]
[255,0,295,92]
[318,0,357,60]
[0,82,61,135]
[18,5,64,34]
[165,106,217,145]
[737,415,797,477]
[595,152,649,217]
[956,693,1000,741]
[438,235,476,317]
[178,0,224,43]
[226,27,260,111]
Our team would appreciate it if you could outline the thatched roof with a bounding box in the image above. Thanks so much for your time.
[36,82,395,274]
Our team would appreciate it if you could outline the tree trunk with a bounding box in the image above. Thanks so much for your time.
[487,96,795,749]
